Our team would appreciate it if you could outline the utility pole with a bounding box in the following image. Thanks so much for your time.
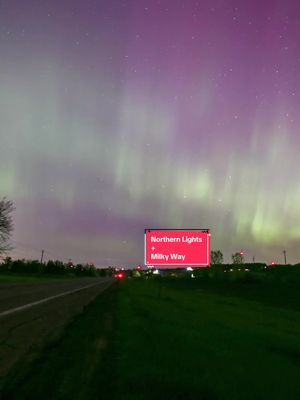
[40,249,44,264]
[283,250,287,265]
[253,256,255,263]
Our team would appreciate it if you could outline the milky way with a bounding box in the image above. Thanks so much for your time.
[1,0,300,265]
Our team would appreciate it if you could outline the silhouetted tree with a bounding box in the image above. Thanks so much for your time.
[0,198,14,254]
[98,268,106,277]
[0,256,12,271]
[75,263,84,275]
[45,260,66,274]
[232,252,244,264]
[211,250,223,265]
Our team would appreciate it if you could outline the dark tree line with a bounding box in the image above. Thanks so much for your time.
[0,257,114,277]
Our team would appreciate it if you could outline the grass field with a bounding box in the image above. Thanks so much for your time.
[2,277,300,399]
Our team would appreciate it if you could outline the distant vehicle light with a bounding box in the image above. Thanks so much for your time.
[115,272,125,280]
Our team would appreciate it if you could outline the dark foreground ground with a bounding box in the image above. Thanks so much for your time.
[1,276,300,400]
[0,277,113,391]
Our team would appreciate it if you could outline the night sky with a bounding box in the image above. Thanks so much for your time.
[1,0,300,266]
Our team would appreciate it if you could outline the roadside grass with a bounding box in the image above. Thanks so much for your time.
[171,273,300,312]
[2,278,300,400]
[111,279,300,400]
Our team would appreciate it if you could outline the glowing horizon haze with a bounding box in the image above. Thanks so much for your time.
[1,0,300,266]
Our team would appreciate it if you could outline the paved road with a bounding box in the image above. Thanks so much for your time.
[0,277,112,314]
[0,277,114,379]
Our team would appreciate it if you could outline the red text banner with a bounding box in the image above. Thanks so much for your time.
[145,229,210,267]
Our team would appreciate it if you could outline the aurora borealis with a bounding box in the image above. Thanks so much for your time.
[1,0,300,266]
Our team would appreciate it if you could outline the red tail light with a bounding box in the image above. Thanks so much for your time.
[115,272,125,280]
